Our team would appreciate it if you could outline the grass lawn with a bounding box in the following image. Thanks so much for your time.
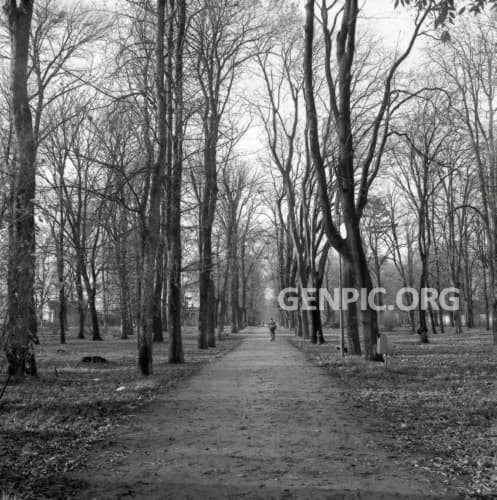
[290,328,497,498]
[0,327,242,499]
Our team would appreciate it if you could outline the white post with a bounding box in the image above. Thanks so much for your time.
[339,253,344,357]
[339,222,347,357]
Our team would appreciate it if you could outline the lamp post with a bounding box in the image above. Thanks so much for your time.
[263,239,271,324]
[339,222,347,357]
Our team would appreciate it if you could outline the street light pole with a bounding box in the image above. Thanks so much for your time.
[339,251,344,357]
[339,220,346,357]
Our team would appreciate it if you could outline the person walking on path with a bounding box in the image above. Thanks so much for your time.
[268,318,276,341]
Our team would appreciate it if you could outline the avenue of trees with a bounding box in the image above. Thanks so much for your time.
[2,0,497,377]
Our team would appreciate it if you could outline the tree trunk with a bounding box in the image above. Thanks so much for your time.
[418,253,429,343]
[4,0,38,378]
[56,228,66,345]
[75,263,86,339]
[59,284,66,345]
[118,264,133,340]
[310,308,322,344]
[153,195,166,342]
[343,259,361,355]
[303,0,378,359]
[101,269,108,337]
[240,240,247,330]
[230,230,239,334]
[139,0,168,374]
[452,283,463,335]
[209,282,217,342]
[483,268,490,330]
[79,261,101,341]
[217,259,230,339]
[89,289,101,341]
[161,214,168,334]
[433,258,445,334]
[217,286,228,339]
[346,218,379,358]
[198,264,210,349]
[300,297,310,340]
[308,268,323,344]
[152,262,164,342]
[135,229,143,338]
[463,257,474,329]
[198,123,218,348]
[428,305,438,335]
[167,0,185,364]
[116,215,133,339]
[84,261,101,342]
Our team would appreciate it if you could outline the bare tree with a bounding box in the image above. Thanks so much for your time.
[3,0,38,378]
[432,17,497,342]
[303,0,429,359]
[384,191,417,334]
[138,0,168,374]
[167,0,186,364]
[190,0,259,349]
[391,94,450,341]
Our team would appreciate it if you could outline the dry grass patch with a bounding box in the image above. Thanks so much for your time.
[0,329,242,499]
[290,328,497,498]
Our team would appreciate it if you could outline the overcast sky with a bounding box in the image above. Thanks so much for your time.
[361,0,424,47]
[238,1,428,163]
[67,0,429,162]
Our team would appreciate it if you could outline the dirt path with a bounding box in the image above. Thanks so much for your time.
[71,330,458,499]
